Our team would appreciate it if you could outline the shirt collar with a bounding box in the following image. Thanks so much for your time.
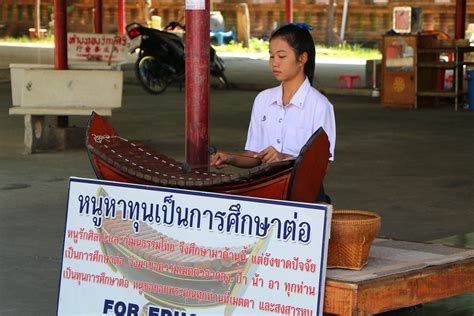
[270,77,311,109]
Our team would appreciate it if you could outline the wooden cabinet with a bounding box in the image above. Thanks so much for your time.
[381,34,436,108]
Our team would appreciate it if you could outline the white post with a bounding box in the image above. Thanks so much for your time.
[340,0,349,42]
[36,0,41,38]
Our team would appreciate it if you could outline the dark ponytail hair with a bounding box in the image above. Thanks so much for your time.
[270,24,315,85]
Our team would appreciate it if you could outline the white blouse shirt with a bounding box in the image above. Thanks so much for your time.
[245,78,336,161]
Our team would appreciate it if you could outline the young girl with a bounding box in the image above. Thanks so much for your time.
[211,24,336,174]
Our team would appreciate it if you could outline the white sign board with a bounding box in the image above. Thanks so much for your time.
[67,33,129,61]
[58,178,332,316]
[186,0,205,10]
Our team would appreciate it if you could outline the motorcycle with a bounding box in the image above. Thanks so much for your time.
[126,22,230,94]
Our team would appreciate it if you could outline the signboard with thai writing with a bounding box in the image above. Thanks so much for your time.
[57,177,332,316]
[67,33,129,61]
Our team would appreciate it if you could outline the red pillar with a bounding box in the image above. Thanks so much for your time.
[94,0,103,33]
[54,0,67,69]
[285,0,293,23]
[185,1,210,168]
[118,0,125,35]
[455,0,467,39]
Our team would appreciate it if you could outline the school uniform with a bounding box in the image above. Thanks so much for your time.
[245,77,336,203]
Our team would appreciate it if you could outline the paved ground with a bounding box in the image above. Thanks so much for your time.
[0,80,473,315]
[0,43,473,314]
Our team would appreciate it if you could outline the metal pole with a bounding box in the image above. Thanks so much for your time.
[285,0,293,23]
[185,0,210,168]
[94,0,103,33]
[455,0,467,39]
[340,0,349,42]
[54,0,67,69]
[118,0,125,35]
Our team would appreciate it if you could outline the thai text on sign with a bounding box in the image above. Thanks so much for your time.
[67,33,129,61]
[57,177,332,316]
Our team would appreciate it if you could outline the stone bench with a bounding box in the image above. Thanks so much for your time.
[9,64,122,153]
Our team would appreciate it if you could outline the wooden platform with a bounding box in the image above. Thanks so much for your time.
[323,239,474,315]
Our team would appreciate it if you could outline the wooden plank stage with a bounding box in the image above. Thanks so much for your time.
[323,239,474,315]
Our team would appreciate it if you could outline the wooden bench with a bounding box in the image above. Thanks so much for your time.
[9,64,122,153]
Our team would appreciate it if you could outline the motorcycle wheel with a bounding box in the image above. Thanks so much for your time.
[135,55,169,94]
[214,55,231,89]
[217,72,231,90]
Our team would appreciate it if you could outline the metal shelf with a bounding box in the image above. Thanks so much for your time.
[415,46,474,111]
[417,91,458,97]
[417,62,456,68]
[418,48,457,53]
[418,47,474,53]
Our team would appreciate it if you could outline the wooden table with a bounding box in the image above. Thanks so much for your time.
[322,239,474,315]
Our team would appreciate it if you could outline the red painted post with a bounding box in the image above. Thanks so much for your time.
[285,0,293,23]
[185,0,210,168]
[455,0,467,93]
[94,0,103,33]
[455,0,467,39]
[118,0,125,35]
[54,0,68,127]
[54,0,68,69]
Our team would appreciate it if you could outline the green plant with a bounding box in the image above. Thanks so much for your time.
[0,35,54,43]
[213,38,381,59]
[316,42,381,59]
[213,37,269,53]
[0,34,381,59]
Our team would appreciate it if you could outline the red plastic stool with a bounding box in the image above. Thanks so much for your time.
[338,74,362,89]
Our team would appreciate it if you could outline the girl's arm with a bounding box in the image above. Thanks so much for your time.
[254,146,294,163]
[211,150,261,169]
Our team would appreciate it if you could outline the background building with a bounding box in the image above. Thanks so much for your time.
[0,0,471,45]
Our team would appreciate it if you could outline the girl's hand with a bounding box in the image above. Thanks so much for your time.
[210,151,231,169]
[254,146,288,163]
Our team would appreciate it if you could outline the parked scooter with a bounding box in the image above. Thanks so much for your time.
[126,22,230,94]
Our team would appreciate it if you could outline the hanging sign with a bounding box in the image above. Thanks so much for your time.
[67,33,129,61]
[186,0,205,10]
[57,177,332,316]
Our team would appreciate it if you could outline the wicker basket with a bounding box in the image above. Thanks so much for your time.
[327,210,381,270]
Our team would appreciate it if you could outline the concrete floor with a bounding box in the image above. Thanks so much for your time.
[0,80,473,315]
